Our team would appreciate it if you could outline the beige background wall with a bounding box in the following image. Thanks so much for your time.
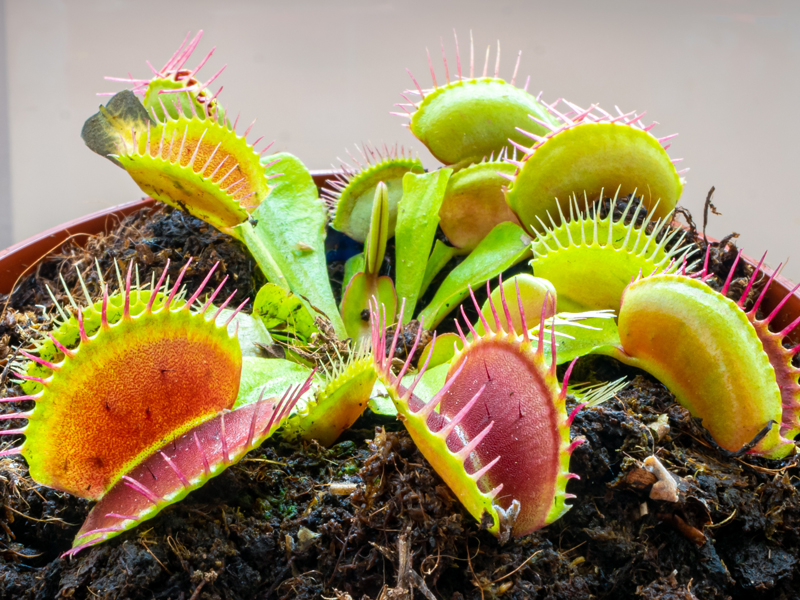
[2,0,800,279]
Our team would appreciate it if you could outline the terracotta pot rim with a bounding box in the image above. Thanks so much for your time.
[2,173,799,337]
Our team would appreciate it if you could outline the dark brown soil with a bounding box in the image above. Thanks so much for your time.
[1,204,799,599]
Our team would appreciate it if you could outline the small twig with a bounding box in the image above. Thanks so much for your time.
[706,508,737,529]
[732,420,776,457]
[261,558,294,600]
[327,518,357,587]
[4,504,76,526]
[489,550,542,584]
[465,538,485,600]
[0,546,42,558]
[673,206,697,241]
[140,538,172,575]
[187,580,206,600]
[735,458,797,474]
[702,186,719,243]
[408,570,437,600]
[716,232,740,251]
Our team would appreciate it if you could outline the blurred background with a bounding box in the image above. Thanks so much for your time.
[1,0,800,277]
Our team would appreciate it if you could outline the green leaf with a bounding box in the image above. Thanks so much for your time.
[368,392,397,416]
[237,153,346,337]
[419,240,463,298]
[365,182,389,275]
[237,222,290,286]
[213,308,273,356]
[416,333,463,370]
[343,253,365,292]
[234,357,314,409]
[253,283,319,343]
[395,169,452,321]
[369,362,450,415]
[417,221,532,329]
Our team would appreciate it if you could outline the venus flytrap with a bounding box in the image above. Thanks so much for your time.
[438,152,521,251]
[322,143,424,243]
[84,37,345,336]
[590,250,800,459]
[369,285,613,540]
[528,194,697,312]
[397,32,559,166]
[6,260,361,553]
[11,28,800,564]
[81,90,282,268]
[505,99,686,230]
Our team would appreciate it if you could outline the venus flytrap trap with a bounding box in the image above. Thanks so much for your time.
[100,30,227,123]
[732,251,800,440]
[529,194,698,312]
[438,151,521,251]
[82,89,282,266]
[82,34,263,233]
[504,99,686,228]
[474,273,556,335]
[397,31,559,166]
[104,108,274,236]
[4,260,246,500]
[282,347,377,447]
[592,251,800,458]
[369,284,619,541]
[67,375,314,554]
[322,143,424,243]
[473,276,619,368]
[417,275,616,370]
